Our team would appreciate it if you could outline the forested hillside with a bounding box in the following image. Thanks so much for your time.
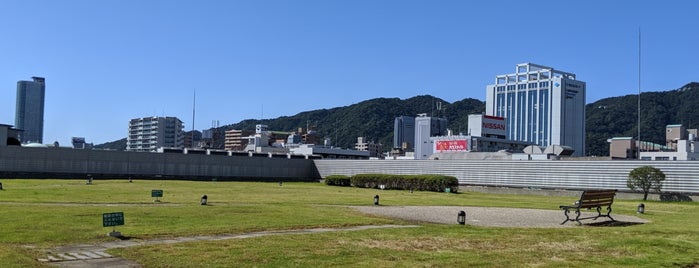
[224,95,485,149]
[586,82,699,156]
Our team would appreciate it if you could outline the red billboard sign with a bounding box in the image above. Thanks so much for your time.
[435,140,468,152]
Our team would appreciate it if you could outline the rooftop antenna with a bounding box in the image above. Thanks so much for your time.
[637,28,641,159]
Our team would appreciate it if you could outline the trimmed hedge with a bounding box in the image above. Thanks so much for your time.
[326,174,458,193]
[324,175,351,187]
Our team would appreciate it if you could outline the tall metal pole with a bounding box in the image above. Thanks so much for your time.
[192,89,196,133]
[637,28,641,159]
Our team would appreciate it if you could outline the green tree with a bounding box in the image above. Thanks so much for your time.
[627,166,666,201]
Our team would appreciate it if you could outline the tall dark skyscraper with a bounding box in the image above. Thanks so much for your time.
[393,116,415,150]
[15,77,46,144]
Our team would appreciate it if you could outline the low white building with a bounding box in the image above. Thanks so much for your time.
[610,124,699,161]
[640,139,699,160]
[290,144,369,159]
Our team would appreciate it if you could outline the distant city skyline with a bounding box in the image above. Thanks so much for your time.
[1,1,698,146]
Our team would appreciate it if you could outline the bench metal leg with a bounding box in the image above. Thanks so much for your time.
[561,209,571,225]
[592,206,615,222]
[561,208,582,225]
[573,210,582,225]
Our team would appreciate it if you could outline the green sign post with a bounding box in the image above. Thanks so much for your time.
[152,189,163,202]
[103,212,124,237]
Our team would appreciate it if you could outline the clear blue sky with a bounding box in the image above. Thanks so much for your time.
[1,1,697,145]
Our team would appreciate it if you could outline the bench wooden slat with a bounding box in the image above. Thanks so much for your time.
[581,191,616,197]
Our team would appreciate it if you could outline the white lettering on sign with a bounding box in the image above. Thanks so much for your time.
[483,122,506,130]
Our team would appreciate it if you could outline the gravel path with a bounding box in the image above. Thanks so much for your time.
[351,206,649,228]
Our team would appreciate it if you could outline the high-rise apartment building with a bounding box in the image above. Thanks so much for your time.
[127,116,184,152]
[485,63,586,156]
[414,114,448,159]
[15,77,46,144]
[224,129,253,151]
[393,116,415,150]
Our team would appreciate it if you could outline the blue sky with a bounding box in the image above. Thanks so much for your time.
[1,1,698,145]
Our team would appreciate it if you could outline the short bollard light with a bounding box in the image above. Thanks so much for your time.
[374,195,379,205]
[379,184,386,190]
[201,195,208,205]
[637,203,645,214]
[0,182,3,190]
[457,210,466,225]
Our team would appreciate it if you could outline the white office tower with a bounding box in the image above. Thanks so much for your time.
[414,114,448,159]
[486,63,586,156]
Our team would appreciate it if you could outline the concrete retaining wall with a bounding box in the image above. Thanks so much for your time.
[0,146,318,181]
[314,159,699,194]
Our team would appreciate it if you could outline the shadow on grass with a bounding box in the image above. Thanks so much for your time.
[585,221,645,227]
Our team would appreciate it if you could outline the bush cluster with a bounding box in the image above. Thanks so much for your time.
[324,175,351,186]
[325,173,459,193]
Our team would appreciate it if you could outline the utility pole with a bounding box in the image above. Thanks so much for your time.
[191,89,196,148]
[637,28,642,160]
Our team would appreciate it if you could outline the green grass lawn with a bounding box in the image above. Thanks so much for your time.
[0,179,697,267]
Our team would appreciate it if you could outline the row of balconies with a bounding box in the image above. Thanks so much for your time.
[129,130,158,134]
[129,132,157,136]
[129,136,158,140]
[129,122,159,127]
[127,141,157,146]
[129,126,158,131]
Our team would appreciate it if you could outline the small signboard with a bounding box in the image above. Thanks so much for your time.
[151,190,163,198]
[435,140,468,152]
[102,212,124,227]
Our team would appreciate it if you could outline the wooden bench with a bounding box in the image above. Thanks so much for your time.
[560,189,617,225]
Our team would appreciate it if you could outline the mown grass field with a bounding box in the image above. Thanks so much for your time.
[0,179,697,267]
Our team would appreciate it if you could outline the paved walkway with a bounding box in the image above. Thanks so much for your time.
[351,206,649,228]
[40,206,649,267]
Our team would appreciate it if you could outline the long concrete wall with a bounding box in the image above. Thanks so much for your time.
[4,145,698,195]
[314,159,699,194]
[0,146,318,181]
